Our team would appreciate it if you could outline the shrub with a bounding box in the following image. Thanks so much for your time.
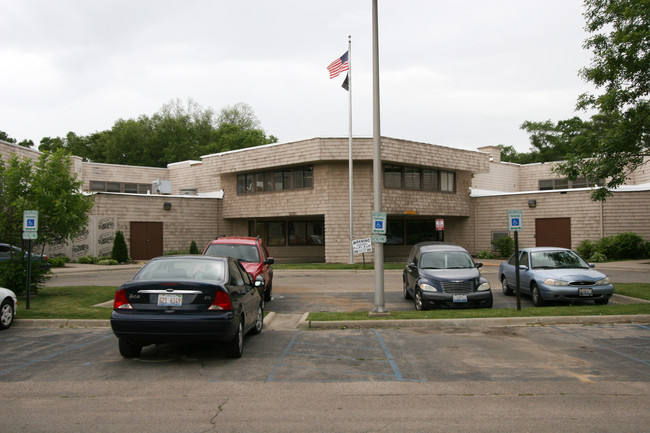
[77,255,98,264]
[491,235,514,258]
[111,230,130,263]
[189,240,199,254]
[577,232,649,262]
[97,259,118,265]
[0,260,49,295]
[476,250,494,259]
[47,256,68,268]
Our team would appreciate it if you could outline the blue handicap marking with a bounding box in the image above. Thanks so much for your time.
[27,219,35,227]
[375,221,383,229]
[511,218,520,226]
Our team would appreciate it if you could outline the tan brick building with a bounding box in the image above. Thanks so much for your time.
[1,138,648,263]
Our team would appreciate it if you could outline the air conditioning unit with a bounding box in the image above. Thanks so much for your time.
[152,179,172,194]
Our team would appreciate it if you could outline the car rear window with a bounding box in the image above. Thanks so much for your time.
[205,244,260,263]
[134,258,226,281]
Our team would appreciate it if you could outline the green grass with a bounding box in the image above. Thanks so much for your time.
[14,283,650,321]
[615,283,650,301]
[17,286,116,320]
[308,303,650,322]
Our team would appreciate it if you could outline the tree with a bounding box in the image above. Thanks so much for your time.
[521,0,650,200]
[31,150,95,248]
[0,150,93,293]
[0,131,17,143]
[111,230,129,263]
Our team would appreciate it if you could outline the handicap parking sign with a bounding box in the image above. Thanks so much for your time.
[507,209,523,231]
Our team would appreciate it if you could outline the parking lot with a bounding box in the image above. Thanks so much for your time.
[1,260,648,432]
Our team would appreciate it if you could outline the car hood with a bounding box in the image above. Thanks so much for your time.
[530,268,607,282]
[419,268,480,282]
[241,262,264,277]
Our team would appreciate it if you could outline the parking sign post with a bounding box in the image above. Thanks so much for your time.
[507,210,523,311]
[23,210,39,310]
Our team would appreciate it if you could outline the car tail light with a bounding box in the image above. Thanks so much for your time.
[208,291,232,311]
[113,289,134,310]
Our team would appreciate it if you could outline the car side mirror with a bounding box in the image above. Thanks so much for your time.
[518,264,528,270]
[407,262,416,269]
[588,263,595,268]
[475,262,483,268]
[266,257,275,265]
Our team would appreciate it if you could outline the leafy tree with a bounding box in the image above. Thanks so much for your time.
[34,99,278,167]
[0,131,17,143]
[0,150,93,293]
[31,150,95,248]
[189,240,199,254]
[520,0,650,200]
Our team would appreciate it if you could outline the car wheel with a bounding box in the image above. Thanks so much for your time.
[0,299,14,330]
[531,283,545,307]
[403,277,412,300]
[250,303,263,335]
[414,290,426,311]
[594,298,609,305]
[501,276,513,296]
[118,338,142,358]
[226,319,244,358]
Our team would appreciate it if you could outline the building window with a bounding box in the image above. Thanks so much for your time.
[90,181,150,193]
[237,165,314,195]
[539,178,600,191]
[249,220,324,246]
[384,165,402,189]
[440,171,455,192]
[383,165,455,193]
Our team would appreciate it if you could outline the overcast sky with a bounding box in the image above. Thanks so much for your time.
[1,0,594,154]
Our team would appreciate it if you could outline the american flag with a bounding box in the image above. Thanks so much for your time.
[327,51,349,79]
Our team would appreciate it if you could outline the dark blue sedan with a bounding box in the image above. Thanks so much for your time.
[111,255,263,358]
[499,247,614,306]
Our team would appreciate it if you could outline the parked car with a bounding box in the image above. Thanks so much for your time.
[110,255,264,358]
[499,247,614,306]
[403,242,492,310]
[0,243,51,269]
[203,236,274,302]
[0,287,18,330]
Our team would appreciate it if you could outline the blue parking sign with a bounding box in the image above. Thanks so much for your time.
[507,209,523,231]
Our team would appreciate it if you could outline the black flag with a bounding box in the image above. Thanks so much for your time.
[341,73,349,91]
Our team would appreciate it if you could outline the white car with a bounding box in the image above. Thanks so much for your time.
[0,287,18,330]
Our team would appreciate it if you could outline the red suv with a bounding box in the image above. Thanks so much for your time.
[203,236,274,301]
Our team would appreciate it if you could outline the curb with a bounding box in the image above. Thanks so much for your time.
[297,314,650,330]
[13,314,650,330]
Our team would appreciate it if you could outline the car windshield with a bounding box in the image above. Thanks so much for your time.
[530,251,589,269]
[420,251,475,269]
[205,244,260,262]
[133,258,226,282]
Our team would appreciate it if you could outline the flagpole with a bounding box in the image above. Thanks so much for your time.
[348,35,354,264]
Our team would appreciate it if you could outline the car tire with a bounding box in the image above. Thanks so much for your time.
[226,319,244,358]
[531,283,545,307]
[250,303,263,335]
[118,338,142,358]
[0,299,14,330]
[501,276,513,296]
[414,290,426,311]
[594,298,609,305]
[403,277,412,300]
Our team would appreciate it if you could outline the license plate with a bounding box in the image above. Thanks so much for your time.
[453,294,468,303]
[578,288,593,297]
[158,294,182,306]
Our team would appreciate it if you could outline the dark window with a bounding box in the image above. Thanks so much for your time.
[404,167,421,190]
[384,165,402,189]
[422,169,438,191]
[440,171,455,192]
[238,165,314,195]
